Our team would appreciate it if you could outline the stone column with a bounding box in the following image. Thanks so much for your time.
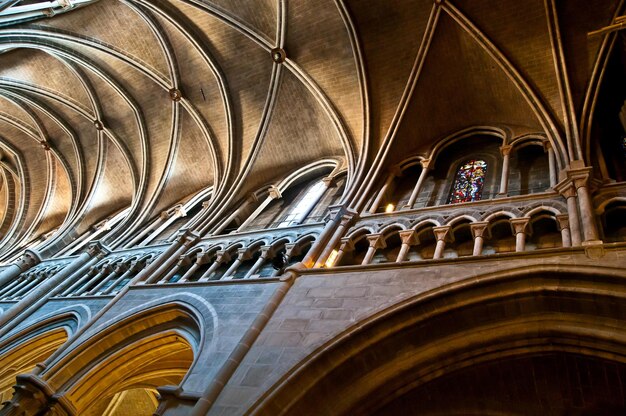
[555,181,582,246]
[498,145,513,196]
[59,266,99,297]
[544,141,557,188]
[1,373,72,416]
[101,262,141,294]
[396,230,419,262]
[405,159,431,209]
[212,194,257,235]
[0,249,41,290]
[142,204,186,246]
[140,230,200,284]
[156,255,191,284]
[179,252,211,282]
[361,233,387,265]
[432,226,451,259]
[75,264,112,296]
[237,186,282,231]
[0,242,110,338]
[222,249,252,280]
[510,217,530,252]
[556,214,572,248]
[569,168,601,243]
[198,251,230,281]
[470,222,490,256]
[369,168,400,213]
[88,264,126,295]
[330,238,354,267]
[244,246,272,278]
[314,209,358,268]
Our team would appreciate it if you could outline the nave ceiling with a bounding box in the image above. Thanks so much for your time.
[0,0,621,256]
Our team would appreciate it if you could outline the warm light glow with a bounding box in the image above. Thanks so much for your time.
[385,204,395,213]
[325,249,339,267]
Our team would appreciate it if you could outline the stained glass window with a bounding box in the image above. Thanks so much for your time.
[448,160,487,203]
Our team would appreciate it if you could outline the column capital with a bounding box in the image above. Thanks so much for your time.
[284,243,298,256]
[510,217,531,235]
[85,241,110,258]
[322,176,335,187]
[173,204,187,217]
[176,255,192,267]
[555,214,570,231]
[420,158,432,170]
[338,209,359,227]
[196,251,212,264]
[365,233,387,249]
[215,250,231,263]
[543,140,553,152]
[174,229,201,246]
[432,226,452,242]
[566,167,593,190]
[16,249,42,271]
[499,144,513,156]
[553,179,577,198]
[236,248,254,261]
[398,229,420,245]
[268,185,282,199]
[470,221,491,239]
[259,245,274,257]
[338,237,355,252]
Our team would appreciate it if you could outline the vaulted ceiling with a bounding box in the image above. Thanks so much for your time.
[0,0,621,256]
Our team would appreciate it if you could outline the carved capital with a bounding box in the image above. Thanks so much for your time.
[16,249,42,271]
[420,158,432,170]
[174,229,200,246]
[268,186,282,199]
[215,250,231,264]
[284,243,298,257]
[470,221,491,239]
[500,145,513,157]
[398,229,419,245]
[555,214,570,231]
[554,179,576,199]
[322,176,335,187]
[366,233,387,249]
[85,241,110,258]
[176,255,192,267]
[432,226,452,242]
[338,237,355,252]
[567,167,593,190]
[510,217,531,235]
[237,248,253,261]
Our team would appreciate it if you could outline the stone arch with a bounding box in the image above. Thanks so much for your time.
[250,265,626,416]
[14,299,210,415]
[0,310,83,402]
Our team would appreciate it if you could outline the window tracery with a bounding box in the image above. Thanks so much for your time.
[448,160,487,204]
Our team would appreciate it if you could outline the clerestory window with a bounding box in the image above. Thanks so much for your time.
[448,160,487,204]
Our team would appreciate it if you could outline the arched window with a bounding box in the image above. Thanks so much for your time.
[276,180,327,227]
[448,160,487,203]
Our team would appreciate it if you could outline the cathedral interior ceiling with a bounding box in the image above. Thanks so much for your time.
[0,0,620,253]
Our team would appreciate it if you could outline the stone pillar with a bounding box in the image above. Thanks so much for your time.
[157,255,191,284]
[212,194,257,235]
[544,141,557,188]
[329,238,354,267]
[179,252,210,282]
[556,214,572,247]
[470,222,490,256]
[0,249,41,290]
[140,230,200,284]
[75,264,112,296]
[369,168,400,213]
[498,145,513,196]
[88,264,125,295]
[405,159,431,209]
[396,230,419,262]
[141,204,186,246]
[510,218,530,252]
[244,246,272,278]
[432,226,451,259]
[361,233,386,265]
[0,242,110,339]
[222,249,252,280]
[59,266,98,296]
[237,186,282,231]
[101,262,141,294]
[555,181,582,246]
[569,168,601,244]
[314,209,358,268]
[198,251,230,281]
